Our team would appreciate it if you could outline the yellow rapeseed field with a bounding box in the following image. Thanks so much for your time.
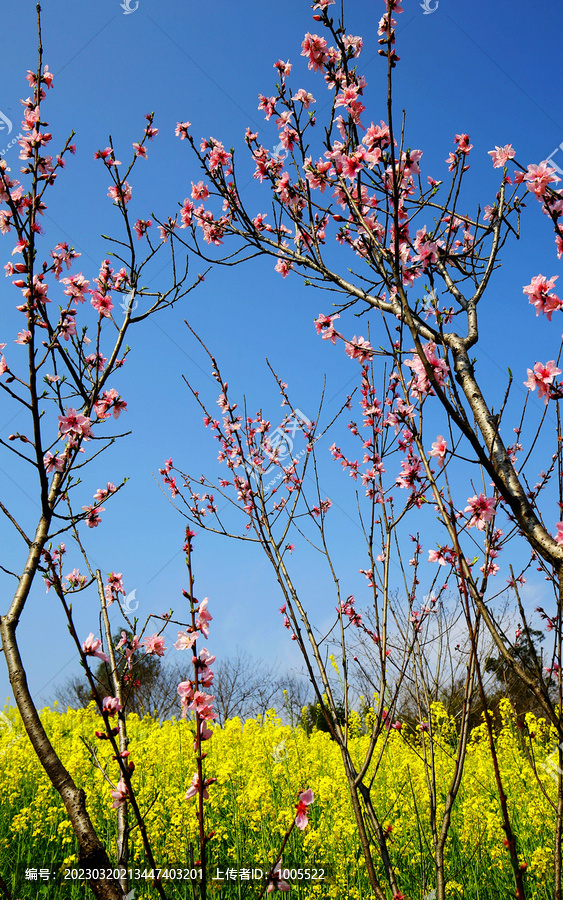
[0,699,558,898]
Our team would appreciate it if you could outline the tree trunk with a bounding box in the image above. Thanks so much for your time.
[0,621,124,900]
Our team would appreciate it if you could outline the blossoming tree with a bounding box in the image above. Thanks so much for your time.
[3,1,563,899]
[0,6,319,898]
[156,1,563,898]
[0,7,220,899]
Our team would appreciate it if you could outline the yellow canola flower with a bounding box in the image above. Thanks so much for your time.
[0,700,558,898]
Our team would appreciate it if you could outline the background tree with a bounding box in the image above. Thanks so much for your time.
[485,626,553,718]
[54,632,187,719]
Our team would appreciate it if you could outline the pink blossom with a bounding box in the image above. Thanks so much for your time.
[174,630,199,651]
[405,342,449,398]
[185,771,216,801]
[522,274,562,320]
[480,560,500,576]
[95,389,127,420]
[110,778,129,809]
[180,198,194,228]
[143,633,166,656]
[194,721,213,751]
[43,451,65,473]
[64,568,86,589]
[12,238,28,255]
[524,161,560,198]
[94,482,117,502]
[267,861,290,893]
[341,149,366,180]
[524,360,561,402]
[555,522,563,546]
[175,121,191,139]
[208,142,231,172]
[343,34,363,58]
[294,788,314,830]
[274,58,292,77]
[14,330,32,345]
[195,647,216,688]
[191,181,209,200]
[345,335,374,363]
[82,632,109,662]
[428,547,452,566]
[275,258,293,277]
[41,64,54,88]
[464,494,496,531]
[58,408,93,440]
[91,291,114,318]
[82,505,104,528]
[483,205,496,224]
[454,133,473,155]
[94,147,118,164]
[258,95,277,121]
[61,273,90,301]
[311,498,332,517]
[294,88,315,108]
[196,598,212,638]
[144,119,158,140]
[108,182,132,205]
[301,33,329,72]
[488,144,516,168]
[116,631,129,652]
[428,435,447,467]
[0,210,13,234]
[134,218,152,240]
[188,690,217,722]
[103,571,124,605]
[177,680,194,713]
[314,312,340,339]
[102,696,123,717]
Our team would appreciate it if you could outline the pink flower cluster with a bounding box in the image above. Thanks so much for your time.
[404,341,449,399]
[524,359,561,403]
[175,593,217,802]
[464,493,497,532]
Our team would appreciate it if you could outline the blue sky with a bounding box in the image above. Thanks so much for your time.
[0,0,562,711]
